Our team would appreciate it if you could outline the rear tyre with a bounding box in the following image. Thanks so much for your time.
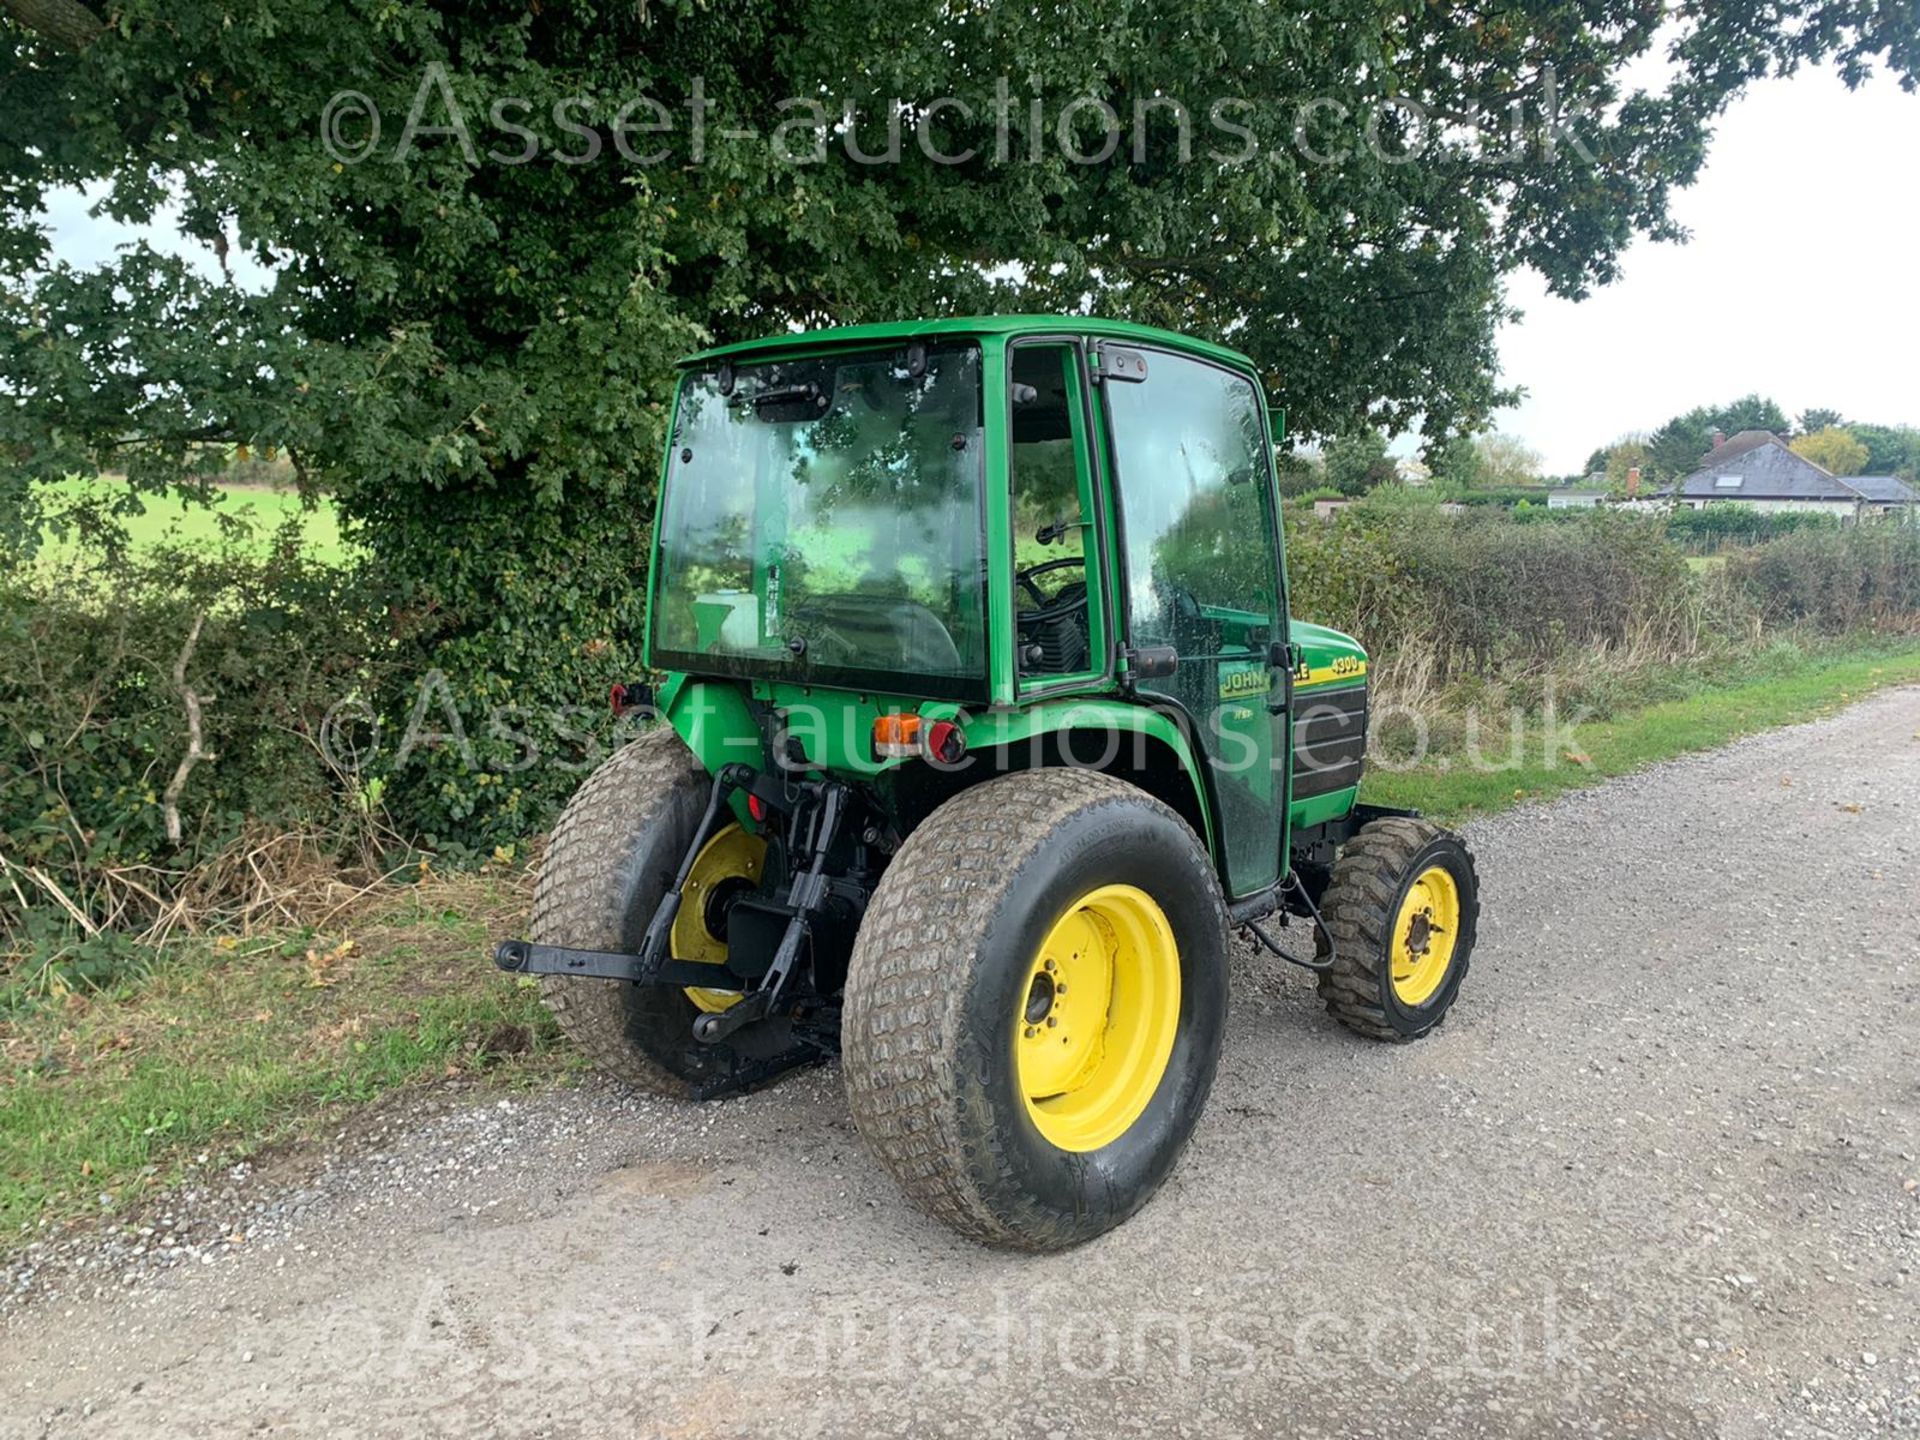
[1316,817,1480,1042]
[841,770,1229,1251]
[532,729,793,1099]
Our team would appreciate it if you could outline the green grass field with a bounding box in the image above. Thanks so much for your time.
[1,871,560,1239]
[33,476,348,565]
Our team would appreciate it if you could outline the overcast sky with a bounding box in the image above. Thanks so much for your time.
[1495,66,1920,473]
[39,64,1920,478]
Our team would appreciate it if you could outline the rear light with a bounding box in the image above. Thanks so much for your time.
[925,719,966,765]
[873,713,967,764]
[873,712,923,759]
[746,793,767,823]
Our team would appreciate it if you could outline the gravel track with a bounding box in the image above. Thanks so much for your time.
[4,686,1918,1439]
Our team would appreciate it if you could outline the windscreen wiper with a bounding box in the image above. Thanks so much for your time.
[750,381,830,415]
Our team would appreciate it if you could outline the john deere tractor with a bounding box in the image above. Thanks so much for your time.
[497,316,1480,1250]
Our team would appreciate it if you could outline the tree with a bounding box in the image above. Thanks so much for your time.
[1274,446,1327,499]
[1603,438,1653,495]
[1470,433,1543,489]
[4,0,1916,844]
[1324,430,1397,497]
[1644,395,1792,478]
[1850,423,1920,480]
[1790,427,1870,476]
[1798,407,1845,435]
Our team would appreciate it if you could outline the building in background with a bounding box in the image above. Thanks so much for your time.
[1667,431,1919,518]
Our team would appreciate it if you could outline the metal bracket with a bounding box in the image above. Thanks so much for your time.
[691,781,850,1045]
[629,763,751,985]
[1240,871,1338,973]
[493,940,748,992]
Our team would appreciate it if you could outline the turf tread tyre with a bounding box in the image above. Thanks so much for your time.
[841,769,1227,1250]
[1315,817,1479,1042]
[532,730,774,1098]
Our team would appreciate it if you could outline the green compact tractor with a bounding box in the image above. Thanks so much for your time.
[496,316,1480,1250]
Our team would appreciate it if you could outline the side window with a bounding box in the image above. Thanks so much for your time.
[1010,345,1098,680]
[1104,352,1277,656]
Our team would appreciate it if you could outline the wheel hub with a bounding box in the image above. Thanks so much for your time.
[1389,865,1460,1007]
[671,824,766,1014]
[1016,885,1181,1153]
[1023,970,1056,1025]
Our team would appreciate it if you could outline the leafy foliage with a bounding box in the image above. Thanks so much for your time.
[1730,525,1920,630]
[1850,423,1920,480]
[1789,426,1870,476]
[1323,430,1398,497]
[1643,395,1793,479]
[0,536,392,930]
[1468,434,1546,489]
[1663,503,1841,553]
[4,0,1917,844]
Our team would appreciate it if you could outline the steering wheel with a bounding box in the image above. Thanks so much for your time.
[1016,556,1091,621]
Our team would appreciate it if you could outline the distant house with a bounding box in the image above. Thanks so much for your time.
[1669,430,1919,518]
[1547,490,1607,510]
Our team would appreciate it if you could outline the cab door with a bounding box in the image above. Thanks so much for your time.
[1097,345,1288,897]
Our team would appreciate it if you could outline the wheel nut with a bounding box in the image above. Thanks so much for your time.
[1046,1016,1058,1028]
[1055,984,1067,995]
[1024,1025,1037,1039]
[1044,959,1056,973]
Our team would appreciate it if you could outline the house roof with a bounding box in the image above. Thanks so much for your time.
[1698,430,1780,468]
[1849,475,1920,504]
[1677,432,1864,501]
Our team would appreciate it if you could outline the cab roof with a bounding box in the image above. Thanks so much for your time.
[680,315,1258,374]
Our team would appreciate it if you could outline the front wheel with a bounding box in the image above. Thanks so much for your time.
[1316,817,1480,1041]
[840,770,1228,1251]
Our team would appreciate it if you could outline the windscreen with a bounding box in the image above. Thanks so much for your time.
[649,344,987,700]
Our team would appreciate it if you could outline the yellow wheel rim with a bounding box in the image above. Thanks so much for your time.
[670,823,765,1013]
[1016,884,1181,1153]
[1389,864,1461,1007]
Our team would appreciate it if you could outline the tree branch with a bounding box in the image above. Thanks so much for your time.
[162,613,214,848]
[0,0,106,51]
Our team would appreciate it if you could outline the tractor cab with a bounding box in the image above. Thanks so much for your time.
[643,317,1367,900]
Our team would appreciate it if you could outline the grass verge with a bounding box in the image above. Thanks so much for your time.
[1363,637,1920,821]
[1,870,560,1242]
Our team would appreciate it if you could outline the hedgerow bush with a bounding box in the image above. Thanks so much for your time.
[1665,504,1843,553]
[0,535,391,940]
[6,501,1918,958]
[1729,524,1920,631]
[1287,506,1700,679]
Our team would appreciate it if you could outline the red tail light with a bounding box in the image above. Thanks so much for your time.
[925,719,966,765]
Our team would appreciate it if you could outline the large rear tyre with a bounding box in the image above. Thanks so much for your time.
[1316,817,1480,1042]
[841,770,1228,1251]
[531,729,793,1099]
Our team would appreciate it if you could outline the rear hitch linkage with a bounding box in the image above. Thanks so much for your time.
[492,764,859,1051]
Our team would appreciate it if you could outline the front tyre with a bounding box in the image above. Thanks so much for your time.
[1316,817,1480,1042]
[841,770,1228,1251]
